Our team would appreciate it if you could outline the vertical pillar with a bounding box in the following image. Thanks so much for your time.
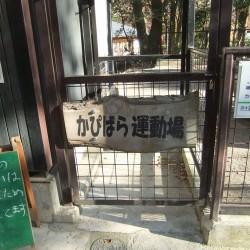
[187,0,195,48]
[78,0,94,75]
[181,0,189,95]
[200,0,233,211]
[43,0,77,203]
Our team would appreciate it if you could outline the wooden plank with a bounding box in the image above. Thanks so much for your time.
[45,0,73,202]
[63,93,198,153]
[11,137,40,227]
[21,0,53,170]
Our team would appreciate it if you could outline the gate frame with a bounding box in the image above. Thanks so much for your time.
[30,0,234,205]
[200,0,233,204]
[211,47,250,219]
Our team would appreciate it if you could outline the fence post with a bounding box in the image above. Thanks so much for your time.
[211,51,234,219]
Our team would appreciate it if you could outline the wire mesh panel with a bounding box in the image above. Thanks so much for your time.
[222,57,250,205]
[75,147,193,201]
[65,76,208,204]
[225,117,250,204]
[98,55,182,75]
[190,49,208,73]
[188,49,208,185]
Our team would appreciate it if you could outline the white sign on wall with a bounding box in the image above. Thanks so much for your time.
[234,61,250,118]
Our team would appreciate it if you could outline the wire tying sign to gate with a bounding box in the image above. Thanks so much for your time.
[63,92,198,153]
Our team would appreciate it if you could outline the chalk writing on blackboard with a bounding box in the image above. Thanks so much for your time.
[0,151,34,250]
[0,159,26,220]
[0,203,26,219]
[0,188,24,198]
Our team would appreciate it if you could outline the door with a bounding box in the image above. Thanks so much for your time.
[0,41,19,146]
[0,0,34,170]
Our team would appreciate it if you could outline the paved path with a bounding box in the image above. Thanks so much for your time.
[20,205,248,250]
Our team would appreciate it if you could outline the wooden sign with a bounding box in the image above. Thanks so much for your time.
[0,151,34,250]
[63,92,198,153]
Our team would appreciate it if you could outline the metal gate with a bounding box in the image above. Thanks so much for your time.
[38,0,221,206]
[63,56,212,205]
[211,48,250,219]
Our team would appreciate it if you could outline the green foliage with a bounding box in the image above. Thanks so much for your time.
[111,0,250,53]
[194,1,210,49]
[232,0,250,46]
[233,0,250,9]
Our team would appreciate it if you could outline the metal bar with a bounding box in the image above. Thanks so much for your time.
[98,54,182,61]
[207,0,220,73]
[89,0,99,74]
[186,49,191,94]
[211,53,234,220]
[64,72,212,85]
[200,0,221,200]
[200,0,233,203]
[181,0,188,73]
[189,48,208,58]
[180,0,188,95]
[207,0,233,203]
[217,0,233,54]
[75,199,204,206]
[223,47,250,55]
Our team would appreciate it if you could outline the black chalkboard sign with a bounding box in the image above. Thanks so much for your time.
[0,151,34,250]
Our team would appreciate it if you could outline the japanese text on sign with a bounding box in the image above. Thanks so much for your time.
[77,115,184,139]
[0,151,34,250]
[63,93,198,152]
[0,160,27,220]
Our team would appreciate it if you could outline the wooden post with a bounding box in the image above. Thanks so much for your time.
[11,136,40,227]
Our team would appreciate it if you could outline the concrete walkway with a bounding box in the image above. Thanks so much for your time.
[20,205,248,250]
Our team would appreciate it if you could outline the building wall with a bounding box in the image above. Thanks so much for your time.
[95,0,111,57]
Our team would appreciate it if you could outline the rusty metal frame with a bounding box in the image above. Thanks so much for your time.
[31,0,235,206]
[64,72,211,86]
[200,0,233,204]
[211,52,234,219]
[211,47,250,219]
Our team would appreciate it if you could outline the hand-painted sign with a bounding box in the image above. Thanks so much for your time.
[234,61,250,118]
[0,151,34,250]
[63,92,198,152]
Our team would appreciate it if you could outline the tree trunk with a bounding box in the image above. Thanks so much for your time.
[168,1,177,53]
[147,0,163,54]
[174,0,182,53]
[237,6,249,47]
[132,0,148,54]
[169,0,181,54]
